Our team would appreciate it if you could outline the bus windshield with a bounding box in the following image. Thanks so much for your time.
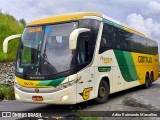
[16,22,78,76]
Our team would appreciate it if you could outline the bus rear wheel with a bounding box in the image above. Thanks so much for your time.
[144,73,151,88]
[95,80,109,104]
[149,73,154,86]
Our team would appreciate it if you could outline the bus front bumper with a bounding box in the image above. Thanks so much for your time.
[14,84,77,105]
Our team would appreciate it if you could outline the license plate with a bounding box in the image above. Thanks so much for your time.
[32,96,43,101]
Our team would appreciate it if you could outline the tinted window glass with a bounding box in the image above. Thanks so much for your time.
[99,23,158,55]
[79,19,100,63]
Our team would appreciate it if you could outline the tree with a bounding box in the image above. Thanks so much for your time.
[19,18,26,27]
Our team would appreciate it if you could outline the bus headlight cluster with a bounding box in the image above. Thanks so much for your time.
[56,80,77,90]
[14,82,22,89]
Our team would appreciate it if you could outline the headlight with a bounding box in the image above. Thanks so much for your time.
[56,79,77,90]
[14,82,22,89]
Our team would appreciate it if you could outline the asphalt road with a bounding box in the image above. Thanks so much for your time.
[0,79,160,119]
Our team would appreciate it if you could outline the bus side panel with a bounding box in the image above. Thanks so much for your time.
[112,66,125,93]
[93,50,116,94]
[93,49,159,97]
[111,50,159,91]
[132,53,159,84]
[113,50,140,90]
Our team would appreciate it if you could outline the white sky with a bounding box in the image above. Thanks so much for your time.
[0,0,160,43]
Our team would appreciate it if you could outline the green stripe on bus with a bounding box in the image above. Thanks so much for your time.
[114,50,133,82]
[37,80,51,86]
[37,77,66,86]
[47,77,66,86]
[123,52,139,80]
[103,19,124,29]
[114,50,139,82]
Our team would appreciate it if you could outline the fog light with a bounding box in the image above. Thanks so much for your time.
[15,93,20,100]
[61,94,69,101]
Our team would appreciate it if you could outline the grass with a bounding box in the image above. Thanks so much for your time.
[82,117,98,120]
[0,12,25,62]
[0,84,15,100]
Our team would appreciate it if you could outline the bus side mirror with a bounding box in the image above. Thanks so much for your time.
[69,28,90,50]
[3,34,22,53]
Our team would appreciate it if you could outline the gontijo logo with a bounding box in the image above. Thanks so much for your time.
[138,56,152,63]
[79,87,93,100]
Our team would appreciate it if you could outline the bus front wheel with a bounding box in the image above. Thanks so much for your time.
[95,80,109,104]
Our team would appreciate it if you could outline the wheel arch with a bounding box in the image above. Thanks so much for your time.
[95,75,111,98]
[100,77,110,92]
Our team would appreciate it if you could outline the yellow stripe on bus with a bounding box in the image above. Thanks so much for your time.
[27,12,102,26]
[131,53,159,84]
[15,77,52,88]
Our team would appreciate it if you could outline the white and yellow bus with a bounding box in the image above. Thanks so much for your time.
[14,12,159,104]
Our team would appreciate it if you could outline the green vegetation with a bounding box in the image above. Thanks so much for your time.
[82,117,98,120]
[0,85,15,100]
[77,112,98,120]
[0,12,26,62]
[0,88,4,101]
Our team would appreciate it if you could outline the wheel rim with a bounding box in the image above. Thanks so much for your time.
[99,86,106,98]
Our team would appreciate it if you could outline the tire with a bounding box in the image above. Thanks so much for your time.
[144,73,151,88]
[149,73,154,86]
[95,80,109,104]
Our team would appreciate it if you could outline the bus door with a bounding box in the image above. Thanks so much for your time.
[76,33,95,102]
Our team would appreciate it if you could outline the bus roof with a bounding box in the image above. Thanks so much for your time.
[27,12,156,42]
[27,12,102,26]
